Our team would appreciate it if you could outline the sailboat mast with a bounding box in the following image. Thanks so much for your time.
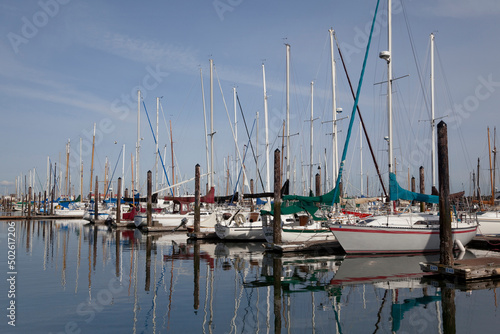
[155,97,160,192]
[286,43,291,182]
[310,81,314,192]
[430,33,436,190]
[65,139,70,199]
[80,138,83,201]
[122,144,125,190]
[488,127,494,203]
[329,28,338,183]
[200,68,210,190]
[256,111,259,194]
[89,123,96,197]
[209,59,214,189]
[262,63,270,192]
[233,87,238,194]
[136,90,141,194]
[387,0,393,178]
[360,126,363,196]
[170,119,175,197]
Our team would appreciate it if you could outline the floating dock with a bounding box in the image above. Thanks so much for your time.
[420,257,500,280]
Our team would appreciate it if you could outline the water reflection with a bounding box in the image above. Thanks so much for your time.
[2,220,500,333]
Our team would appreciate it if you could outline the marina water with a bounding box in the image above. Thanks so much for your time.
[1,219,500,333]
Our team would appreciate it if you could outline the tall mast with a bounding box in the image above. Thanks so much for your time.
[233,86,238,193]
[155,97,160,192]
[255,111,259,194]
[387,0,393,178]
[200,68,210,189]
[488,127,494,203]
[89,123,96,197]
[430,33,436,190]
[80,138,83,201]
[170,119,175,197]
[494,127,497,199]
[262,63,270,192]
[136,90,141,194]
[285,43,291,182]
[360,126,363,196]
[310,81,314,192]
[329,28,338,183]
[122,144,125,190]
[65,139,70,198]
[209,59,214,188]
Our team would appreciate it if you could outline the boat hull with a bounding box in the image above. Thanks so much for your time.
[476,211,500,235]
[262,225,335,243]
[329,224,478,254]
[215,223,265,240]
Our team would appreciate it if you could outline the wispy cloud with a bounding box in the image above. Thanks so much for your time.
[422,0,500,18]
[81,28,201,74]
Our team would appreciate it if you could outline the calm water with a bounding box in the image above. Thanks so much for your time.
[1,219,500,334]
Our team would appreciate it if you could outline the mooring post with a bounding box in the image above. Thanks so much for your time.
[411,176,416,206]
[27,187,32,220]
[419,166,425,212]
[315,171,321,196]
[94,176,99,222]
[273,149,282,245]
[43,191,47,216]
[438,121,453,266]
[194,164,200,234]
[147,171,152,227]
[250,179,255,212]
[116,177,122,225]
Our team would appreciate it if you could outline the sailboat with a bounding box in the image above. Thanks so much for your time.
[328,0,478,254]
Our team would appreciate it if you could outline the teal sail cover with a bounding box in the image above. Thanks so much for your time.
[389,172,439,204]
[260,186,341,221]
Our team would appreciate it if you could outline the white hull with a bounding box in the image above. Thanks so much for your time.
[134,213,186,228]
[215,222,265,240]
[329,224,478,254]
[262,224,335,243]
[476,211,500,235]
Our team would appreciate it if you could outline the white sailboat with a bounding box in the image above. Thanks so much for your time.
[329,0,478,254]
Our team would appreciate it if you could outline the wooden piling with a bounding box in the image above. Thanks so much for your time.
[411,176,416,206]
[28,187,32,219]
[437,121,453,266]
[315,171,321,196]
[94,176,99,221]
[250,179,255,212]
[147,171,152,227]
[116,177,122,225]
[43,191,47,215]
[194,164,200,233]
[419,166,425,212]
[38,192,41,214]
[273,149,282,245]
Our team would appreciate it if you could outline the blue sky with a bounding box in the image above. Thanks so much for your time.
[1,0,499,198]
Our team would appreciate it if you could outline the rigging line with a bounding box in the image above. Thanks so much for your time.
[435,44,473,174]
[142,101,174,196]
[334,29,388,198]
[213,65,250,186]
[236,92,266,192]
[104,147,123,199]
[401,0,431,118]
[159,102,185,186]
[230,119,256,203]
[332,0,381,206]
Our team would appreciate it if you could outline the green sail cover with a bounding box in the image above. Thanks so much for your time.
[389,172,439,204]
[260,186,340,220]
